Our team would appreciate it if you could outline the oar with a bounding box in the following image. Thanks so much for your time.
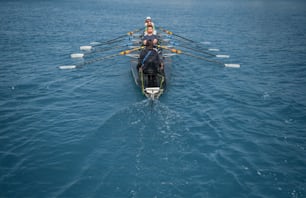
[160,27,212,49]
[171,44,230,58]
[159,27,223,52]
[71,44,134,59]
[160,46,240,68]
[166,40,221,52]
[80,37,126,51]
[80,28,144,50]
[181,52,239,68]
[59,47,143,70]
[159,27,196,43]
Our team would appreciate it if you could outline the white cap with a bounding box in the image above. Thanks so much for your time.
[146,16,151,20]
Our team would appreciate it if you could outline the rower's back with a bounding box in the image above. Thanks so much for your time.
[142,41,160,74]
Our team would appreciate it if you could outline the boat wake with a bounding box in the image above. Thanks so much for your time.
[99,99,185,136]
[52,99,189,197]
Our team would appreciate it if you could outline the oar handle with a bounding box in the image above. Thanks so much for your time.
[119,47,142,55]
[159,45,182,54]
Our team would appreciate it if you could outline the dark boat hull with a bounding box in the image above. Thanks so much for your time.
[131,60,166,99]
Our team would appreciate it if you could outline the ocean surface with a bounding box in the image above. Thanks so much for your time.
[1,0,306,197]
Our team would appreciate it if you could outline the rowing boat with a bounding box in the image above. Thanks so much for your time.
[129,33,170,100]
[130,61,166,100]
[58,20,240,100]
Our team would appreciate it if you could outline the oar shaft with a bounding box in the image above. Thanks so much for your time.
[178,44,216,57]
[161,46,239,67]
[120,46,143,55]
[182,52,225,66]
[81,54,120,66]
[92,37,126,47]
[72,45,130,59]
[159,27,196,43]
[172,33,195,43]
[92,28,144,47]
[81,47,142,66]
[159,27,219,54]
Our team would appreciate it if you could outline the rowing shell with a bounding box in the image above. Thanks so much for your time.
[129,31,175,100]
[59,23,240,100]
[130,59,168,100]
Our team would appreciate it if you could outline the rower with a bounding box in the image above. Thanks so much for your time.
[144,16,156,35]
[138,40,163,73]
[143,25,158,46]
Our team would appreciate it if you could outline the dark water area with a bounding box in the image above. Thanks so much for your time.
[1,0,306,197]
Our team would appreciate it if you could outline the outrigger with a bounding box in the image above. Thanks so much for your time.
[58,19,240,100]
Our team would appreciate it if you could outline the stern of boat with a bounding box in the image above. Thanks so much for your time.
[144,87,164,100]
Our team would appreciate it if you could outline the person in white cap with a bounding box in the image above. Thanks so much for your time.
[144,16,156,35]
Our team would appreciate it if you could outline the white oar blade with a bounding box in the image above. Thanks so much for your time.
[163,53,177,57]
[216,55,230,58]
[224,64,240,68]
[90,42,100,45]
[70,53,84,58]
[80,46,92,51]
[209,48,220,52]
[59,65,77,69]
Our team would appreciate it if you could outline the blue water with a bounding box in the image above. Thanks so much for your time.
[1,0,306,197]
